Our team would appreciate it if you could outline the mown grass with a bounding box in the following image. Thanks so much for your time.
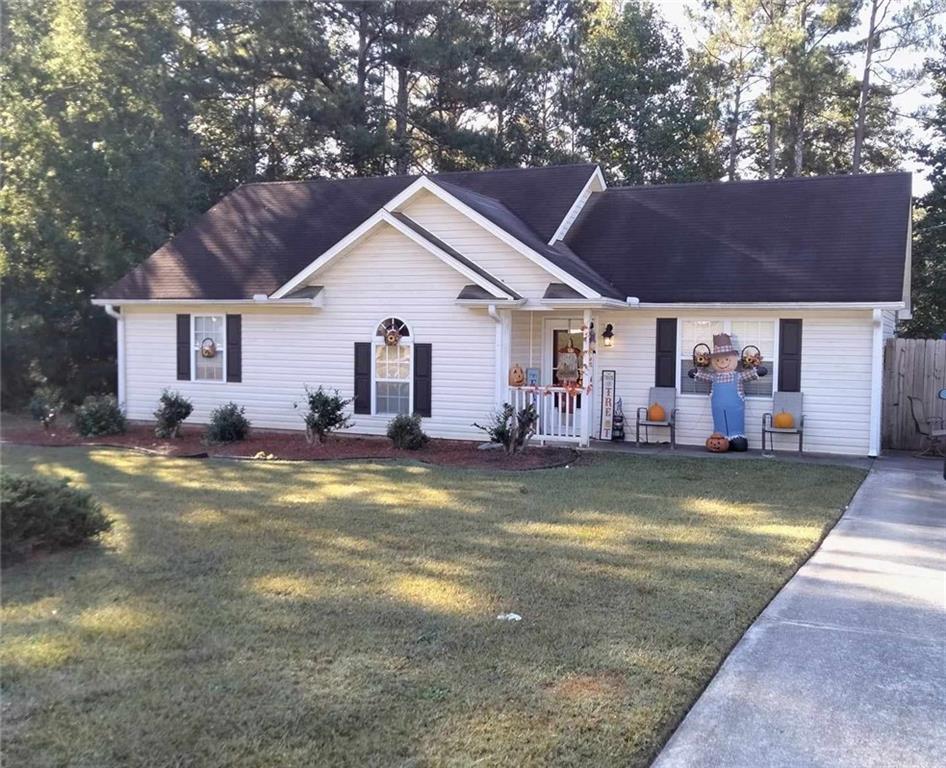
[0,446,865,767]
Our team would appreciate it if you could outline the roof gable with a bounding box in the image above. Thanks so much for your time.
[97,165,599,301]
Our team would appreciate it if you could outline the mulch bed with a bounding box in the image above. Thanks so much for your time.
[0,419,579,471]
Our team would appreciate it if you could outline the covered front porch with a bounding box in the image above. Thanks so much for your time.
[495,306,602,446]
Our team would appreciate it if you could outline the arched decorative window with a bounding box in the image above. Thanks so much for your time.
[373,317,412,415]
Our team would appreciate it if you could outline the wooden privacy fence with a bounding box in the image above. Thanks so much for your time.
[882,338,946,450]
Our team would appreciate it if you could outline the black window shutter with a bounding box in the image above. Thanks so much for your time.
[778,319,803,392]
[226,314,242,382]
[176,314,190,381]
[655,318,677,387]
[354,342,371,414]
[413,343,432,417]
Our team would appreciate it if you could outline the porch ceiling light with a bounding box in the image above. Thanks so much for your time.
[602,323,615,347]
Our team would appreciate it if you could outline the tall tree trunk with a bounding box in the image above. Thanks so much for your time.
[767,69,776,179]
[792,105,804,176]
[394,59,409,173]
[727,83,742,181]
[853,0,879,173]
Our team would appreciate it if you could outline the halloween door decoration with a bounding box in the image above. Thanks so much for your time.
[688,333,768,452]
[509,363,525,387]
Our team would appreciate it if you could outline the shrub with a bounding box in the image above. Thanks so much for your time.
[474,403,538,454]
[154,390,193,438]
[1,473,112,559]
[29,385,64,430]
[294,386,352,444]
[73,395,126,437]
[206,402,250,443]
[387,413,429,450]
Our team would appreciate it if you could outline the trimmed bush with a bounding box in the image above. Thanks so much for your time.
[154,390,193,438]
[73,395,126,437]
[1,473,112,559]
[206,402,250,443]
[387,413,429,450]
[474,403,538,454]
[295,386,352,444]
[29,385,64,430]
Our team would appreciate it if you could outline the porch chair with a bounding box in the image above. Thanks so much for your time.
[762,392,804,455]
[907,395,946,458]
[636,387,677,449]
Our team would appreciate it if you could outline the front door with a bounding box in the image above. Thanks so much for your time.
[551,326,583,409]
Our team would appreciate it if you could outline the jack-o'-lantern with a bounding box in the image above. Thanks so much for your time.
[647,403,666,422]
[705,432,730,452]
[509,363,525,387]
[773,411,794,429]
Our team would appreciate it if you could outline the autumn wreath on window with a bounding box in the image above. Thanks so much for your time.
[200,338,217,358]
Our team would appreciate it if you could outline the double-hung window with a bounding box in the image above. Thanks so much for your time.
[193,315,225,381]
[374,318,411,415]
[679,319,775,397]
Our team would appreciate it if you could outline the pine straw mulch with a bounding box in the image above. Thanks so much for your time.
[0,417,579,471]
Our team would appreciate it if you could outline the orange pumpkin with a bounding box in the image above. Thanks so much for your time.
[508,363,526,387]
[647,403,666,422]
[705,432,730,452]
[773,411,794,429]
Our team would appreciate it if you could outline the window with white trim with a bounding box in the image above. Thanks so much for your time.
[679,319,774,397]
[374,318,411,415]
[193,315,225,381]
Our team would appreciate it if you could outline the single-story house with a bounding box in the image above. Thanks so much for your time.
[93,163,912,456]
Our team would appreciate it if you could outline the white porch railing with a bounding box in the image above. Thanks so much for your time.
[508,386,583,442]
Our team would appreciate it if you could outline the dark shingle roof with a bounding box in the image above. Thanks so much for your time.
[564,172,912,303]
[98,165,911,304]
[98,165,598,300]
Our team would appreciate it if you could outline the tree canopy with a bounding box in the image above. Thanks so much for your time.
[1,0,939,405]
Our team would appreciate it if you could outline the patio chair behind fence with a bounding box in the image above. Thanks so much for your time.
[882,339,946,451]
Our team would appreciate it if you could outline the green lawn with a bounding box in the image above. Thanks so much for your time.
[1,446,864,767]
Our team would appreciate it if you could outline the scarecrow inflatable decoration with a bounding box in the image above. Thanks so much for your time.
[688,333,768,452]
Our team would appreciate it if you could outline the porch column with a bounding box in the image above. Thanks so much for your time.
[580,308,593,447]
[494,308,512,408]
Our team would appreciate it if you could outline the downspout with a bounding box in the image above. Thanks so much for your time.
[104,305,126,410]
[868,308,884,457]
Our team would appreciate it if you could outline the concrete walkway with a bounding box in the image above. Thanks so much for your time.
[652,455,946,768]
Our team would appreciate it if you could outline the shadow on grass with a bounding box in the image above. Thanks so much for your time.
[1,446,867,767]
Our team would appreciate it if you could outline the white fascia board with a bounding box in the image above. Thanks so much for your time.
[538,298,628,309]
[629,301,906,310]
[386,176,602,300]
[91,298,320,307]
[455,298,527,307]
[548,166,607,244]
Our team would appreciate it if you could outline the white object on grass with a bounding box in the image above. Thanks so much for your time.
[496,612,522,622]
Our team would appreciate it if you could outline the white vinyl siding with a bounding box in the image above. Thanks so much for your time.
[122,224,497,440]
[399,189,558,298]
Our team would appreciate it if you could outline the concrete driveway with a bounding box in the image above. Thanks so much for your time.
[652,455,946,768]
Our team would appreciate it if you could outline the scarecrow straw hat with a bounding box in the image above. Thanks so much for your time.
[710,333,738,358]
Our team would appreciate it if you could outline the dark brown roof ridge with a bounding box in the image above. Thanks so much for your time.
[238,162,600,189]
[606,170,911,193]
